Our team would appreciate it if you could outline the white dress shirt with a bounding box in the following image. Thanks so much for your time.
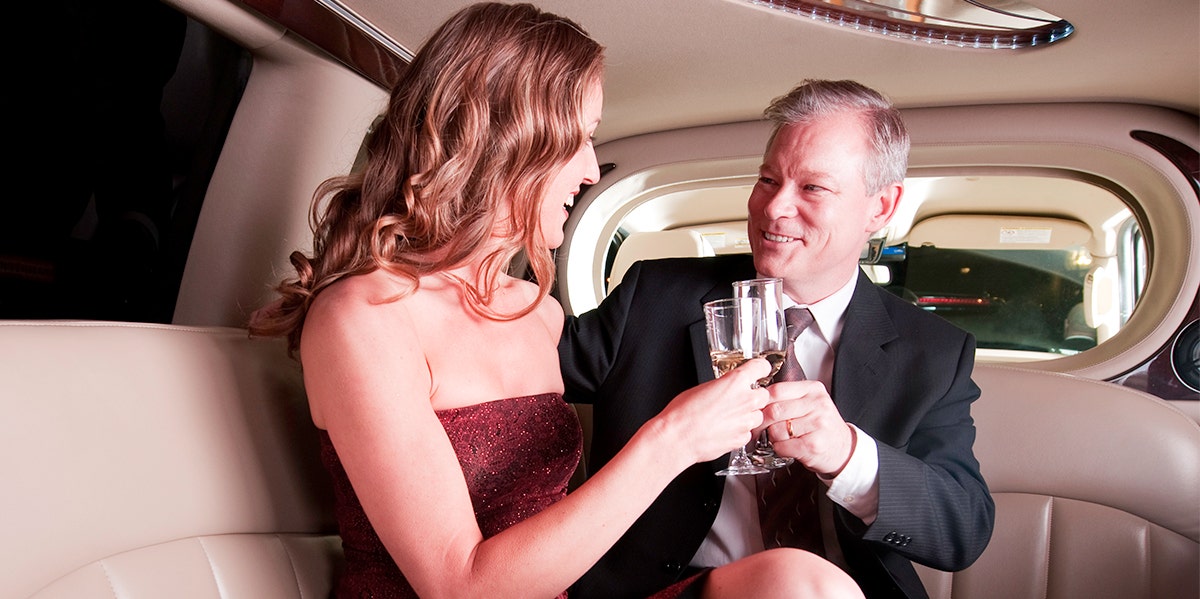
[690,271,881,567]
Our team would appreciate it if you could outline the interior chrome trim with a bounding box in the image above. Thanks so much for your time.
[738,0,1074,49]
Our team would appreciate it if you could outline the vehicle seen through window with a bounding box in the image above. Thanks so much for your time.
[599,174,1147,364]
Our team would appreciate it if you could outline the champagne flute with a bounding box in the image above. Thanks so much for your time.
[703,297,770,476]
[732,278,796,469]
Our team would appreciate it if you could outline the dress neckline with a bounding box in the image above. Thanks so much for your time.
[434,392,564,415]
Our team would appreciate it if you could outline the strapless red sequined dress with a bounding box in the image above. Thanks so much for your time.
[320,393,582,598]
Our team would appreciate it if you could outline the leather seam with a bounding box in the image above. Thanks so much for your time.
[198,537,227,598]
[98,559,120,599]
[1041,496,1053,599]
[279,534,308,599]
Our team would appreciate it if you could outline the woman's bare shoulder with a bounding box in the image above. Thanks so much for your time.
[303,271,427,351]
[302,271,436,424]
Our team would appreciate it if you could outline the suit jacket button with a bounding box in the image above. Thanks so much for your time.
[663,562,683,573]
[702,500,719,513]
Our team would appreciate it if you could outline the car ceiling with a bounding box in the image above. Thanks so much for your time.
[154,0,1196,383]
[337,0,1199,144]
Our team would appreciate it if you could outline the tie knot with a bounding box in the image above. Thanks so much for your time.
[785,307,814,343]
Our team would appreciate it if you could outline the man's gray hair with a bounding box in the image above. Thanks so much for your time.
[764,79,910,195]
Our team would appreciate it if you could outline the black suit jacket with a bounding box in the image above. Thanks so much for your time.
[559,255,994,599]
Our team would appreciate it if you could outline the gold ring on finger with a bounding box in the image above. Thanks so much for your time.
[785,418,795,438]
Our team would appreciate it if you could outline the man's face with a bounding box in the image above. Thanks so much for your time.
[746,112,901,303]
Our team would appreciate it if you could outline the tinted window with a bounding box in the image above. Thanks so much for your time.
[890,245,1095,354]
[3,4,248,323]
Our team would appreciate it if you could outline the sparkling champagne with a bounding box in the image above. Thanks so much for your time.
[759,349,786,384]
[710,349,786,386]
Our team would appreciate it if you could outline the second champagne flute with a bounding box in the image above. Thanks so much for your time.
[732,277,796,469]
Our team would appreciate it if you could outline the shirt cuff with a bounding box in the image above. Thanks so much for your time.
[823,423,880,525]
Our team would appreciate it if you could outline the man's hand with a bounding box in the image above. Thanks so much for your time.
[762,380,855,477]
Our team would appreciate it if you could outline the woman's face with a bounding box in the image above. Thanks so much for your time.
[537,79,603,249]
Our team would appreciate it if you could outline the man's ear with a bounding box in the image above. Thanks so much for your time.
[868,182,903,231]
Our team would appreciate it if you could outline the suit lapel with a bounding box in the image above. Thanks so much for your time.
[832,271,899,425]
[689,281,736,384]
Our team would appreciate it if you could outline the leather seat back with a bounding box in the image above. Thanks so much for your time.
[7,322,1195,598]
[0,321,341,599]
[915,364,1200,599]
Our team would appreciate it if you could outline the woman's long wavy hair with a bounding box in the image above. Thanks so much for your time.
[249,3,604,356]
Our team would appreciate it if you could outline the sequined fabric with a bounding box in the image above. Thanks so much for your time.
[320,393,581,598]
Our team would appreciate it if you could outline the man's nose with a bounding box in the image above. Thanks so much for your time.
[759,188,798,220]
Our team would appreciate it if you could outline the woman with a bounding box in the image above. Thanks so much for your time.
[251,3,859,598]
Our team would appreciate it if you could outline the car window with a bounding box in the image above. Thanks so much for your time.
[2,4,248,323]
[887,244,1097,356]
[595,174,1147,364]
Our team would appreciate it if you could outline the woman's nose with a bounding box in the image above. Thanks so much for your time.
[582,147,600,185]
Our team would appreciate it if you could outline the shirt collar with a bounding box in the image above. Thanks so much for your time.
[778,269,858,349]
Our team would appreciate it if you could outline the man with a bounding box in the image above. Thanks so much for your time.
[560,79,994,598]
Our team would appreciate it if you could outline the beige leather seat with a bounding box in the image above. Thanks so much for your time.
[5,322,1196,598]
[607,230,716,289]
[915,364,1200,599]
[0,321,340,599]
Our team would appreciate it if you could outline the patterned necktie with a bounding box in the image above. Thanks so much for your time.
[772,307,814,384]
[758,306,824,553]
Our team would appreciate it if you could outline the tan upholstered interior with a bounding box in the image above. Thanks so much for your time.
[607,230,716,289]
[906,215,1093,251]
[0,321,340,599]
[3,322,1196,598]
[914,365,1200,599]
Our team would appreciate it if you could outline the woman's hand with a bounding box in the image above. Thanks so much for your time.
[649,358,771,466]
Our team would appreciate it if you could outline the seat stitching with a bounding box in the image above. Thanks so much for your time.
[279,534,307,599]
[1141,521,1152,597]
[1041,496,1053,599]
[98,559,120,599]
[198,537,227,598]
